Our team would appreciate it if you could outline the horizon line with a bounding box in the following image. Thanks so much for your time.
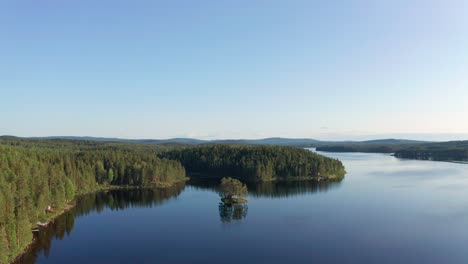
[4,134,468,143]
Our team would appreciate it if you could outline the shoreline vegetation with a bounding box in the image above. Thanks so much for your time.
[10,183,188,264]
[0,138,345,264]
[10,201,75,264]
[13,184,187,264]
[0,138,187,264]
[219,177,249,205]
[317,141,468,163]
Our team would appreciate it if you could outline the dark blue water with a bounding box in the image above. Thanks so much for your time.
[20,151,468,263]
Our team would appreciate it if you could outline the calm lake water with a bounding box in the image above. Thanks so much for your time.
[19,150,468,264]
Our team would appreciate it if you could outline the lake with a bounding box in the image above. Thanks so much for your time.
[18,150,468,263]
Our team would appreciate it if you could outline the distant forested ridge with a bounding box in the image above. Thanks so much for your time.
[316,145,403,153]
[316,139,427,153]
[4,135,428,148]
[160,145,346,181]
[394,141,468,162]
[0,138,185,264]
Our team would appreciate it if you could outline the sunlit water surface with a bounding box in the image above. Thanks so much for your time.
[19,151,468,264]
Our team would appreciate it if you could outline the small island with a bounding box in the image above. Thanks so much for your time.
[219,177,248,205]
[218,177,249,223]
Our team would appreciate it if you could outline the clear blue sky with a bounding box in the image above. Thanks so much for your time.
[1,0,468,140]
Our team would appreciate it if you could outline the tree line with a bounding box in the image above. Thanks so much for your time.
[0,139,186,264]
[160,145,346,181]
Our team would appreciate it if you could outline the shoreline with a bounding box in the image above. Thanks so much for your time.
[11,181,186,264]
[318,149,468,165]
[392,155,468,164]
[11,202,76,264]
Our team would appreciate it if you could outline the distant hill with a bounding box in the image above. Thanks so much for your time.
[359,139,427,145]
[4,135,466,163]
[0,135,431,148]
[212,137,322,146]
[19,136,207,145]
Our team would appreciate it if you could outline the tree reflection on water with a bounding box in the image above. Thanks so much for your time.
[219,203,248,223]
[15,183,185,264]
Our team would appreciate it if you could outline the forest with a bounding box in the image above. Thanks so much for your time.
[0,138,186,264]
[160,144,346,181]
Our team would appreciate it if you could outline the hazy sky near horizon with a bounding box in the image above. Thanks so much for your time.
[1,1,468,140]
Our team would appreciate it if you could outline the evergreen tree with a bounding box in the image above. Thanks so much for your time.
[0,225,10,264]
[65,178,75,202]
[107,168,114,184]
[0,137,188,262]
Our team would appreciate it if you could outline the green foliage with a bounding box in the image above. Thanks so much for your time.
[0,138,187,263]
[0,225,9,264]
[107,168,115,183]
[219,203,248,222]
[161,144,346,181]
[219,177,248,198]
[65,178,75,201]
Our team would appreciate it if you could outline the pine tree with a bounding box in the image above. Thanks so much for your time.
[16,208,32,253]
[64,178,75,202]
[107,168,114,184]
[0,225,10,264]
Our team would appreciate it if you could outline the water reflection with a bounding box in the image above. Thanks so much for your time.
[219,203,248,223]
[250,180,342,198]
[16,183,185,264]
[201,179,341,223]
[17,180,343,263]
[190,179,342,198]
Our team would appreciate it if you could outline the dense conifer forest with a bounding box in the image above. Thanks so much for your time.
[160,145,346,181]
[0,138,185,264]
[0,138,345,263]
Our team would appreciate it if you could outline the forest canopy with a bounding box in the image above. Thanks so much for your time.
[219,177,248,198]
[0,138,186,264]
[160,144,346,181]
